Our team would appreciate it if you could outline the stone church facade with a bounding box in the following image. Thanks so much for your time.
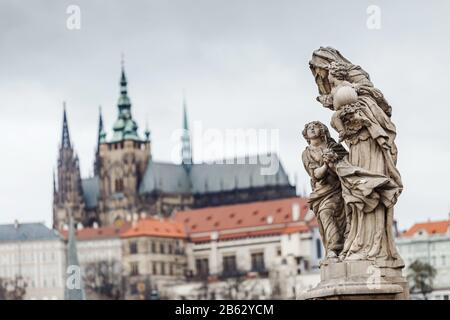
[53,64,296,229]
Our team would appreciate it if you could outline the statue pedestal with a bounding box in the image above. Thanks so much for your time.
[301,260,409,300]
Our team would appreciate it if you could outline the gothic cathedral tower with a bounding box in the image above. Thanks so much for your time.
[97,62,151,226]
[53,105,86,229]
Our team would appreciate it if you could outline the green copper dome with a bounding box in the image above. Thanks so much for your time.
[105,61,146,144]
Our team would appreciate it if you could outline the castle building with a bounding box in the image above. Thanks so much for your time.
[53,62,296,229]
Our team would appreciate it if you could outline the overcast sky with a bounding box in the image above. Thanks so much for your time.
[1,0,449,230]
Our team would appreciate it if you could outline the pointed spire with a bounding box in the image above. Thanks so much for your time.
[65,216,86,300]
[182,93,189,131]
[61,102,71,149]
[120,54,127,95]
[181,94,192,168]
[53,169,57,194]
[94,106,104,176]
[144,117,151,142]
[97,105,104,148]
[117,55,131,109]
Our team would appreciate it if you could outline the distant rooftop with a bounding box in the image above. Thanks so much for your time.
[121,217,186,239]
[59,222,131,241]
[174,197,312,242]
[0,222,61,242]
[401,219,450,237]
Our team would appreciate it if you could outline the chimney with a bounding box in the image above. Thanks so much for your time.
[292,203,300,221]
[14,219,19,229]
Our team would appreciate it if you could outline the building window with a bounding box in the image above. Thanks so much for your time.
[442,255,446,266]
[161,262,166,275]
[151,242,156,254]
[170,263,174,276]
[168,243,173,255]
[129,241,138,254]
[251,252,265,272]
[130,283,138,295]
[195,258,209,277]
[160,243,165,254]
[316,238,322,259]
[222,255,237,276]
[444,295,449,300]
[276,247,282,256]
[152,262,157,275]
[130,262,139,276]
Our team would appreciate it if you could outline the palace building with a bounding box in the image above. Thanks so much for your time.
[53,63,296,229]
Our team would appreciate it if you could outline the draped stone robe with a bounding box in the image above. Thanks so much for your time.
[331,94,404,268]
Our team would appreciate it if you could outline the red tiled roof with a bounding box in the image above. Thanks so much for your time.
[120,217,186,239]
[174,197,311,241]
[402,219,450,237]
[282,224,310,235]
[60,222,131,241]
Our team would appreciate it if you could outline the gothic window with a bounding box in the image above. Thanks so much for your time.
[115,178,124,192]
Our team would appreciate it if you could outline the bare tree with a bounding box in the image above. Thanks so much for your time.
[84,260,123,300]
[220,269,247,300]
[0,276,27,300]
[407,260,437,300]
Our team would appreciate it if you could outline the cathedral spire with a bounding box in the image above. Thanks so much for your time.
[94,106,104,176]
[117,55,131,110]
[53,168,57,195]
[110,56,141,143]
[97,105,104,151]
[61,102,71,149]
[181,95,192,168]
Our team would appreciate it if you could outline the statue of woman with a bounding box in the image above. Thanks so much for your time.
[309,48,404,268]
[301,121,347,260]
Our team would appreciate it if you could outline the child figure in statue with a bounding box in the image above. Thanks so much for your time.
[301,121,347,260]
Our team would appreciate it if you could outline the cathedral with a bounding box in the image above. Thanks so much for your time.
[53,63,296,229]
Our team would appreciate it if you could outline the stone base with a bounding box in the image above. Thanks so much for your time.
[300,260,409,300]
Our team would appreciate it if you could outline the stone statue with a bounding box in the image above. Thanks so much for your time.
[301,121,347,260]
[302,47,409,299]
